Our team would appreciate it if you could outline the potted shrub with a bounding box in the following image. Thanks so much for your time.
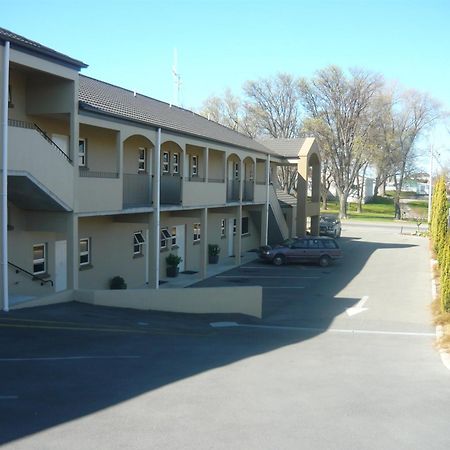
[110,276,127,290]
[208,244,220,264]
[166,253,182,277]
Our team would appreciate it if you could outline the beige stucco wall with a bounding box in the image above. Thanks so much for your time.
[182,180,226,207]
[77,177,122,212]
[208,149,225,181]
[76,285,262,318]
[78,216,148,289]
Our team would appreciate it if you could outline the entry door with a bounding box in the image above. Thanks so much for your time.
[175,225,185,272]
[54,240,67,292]
[227,219,234,256]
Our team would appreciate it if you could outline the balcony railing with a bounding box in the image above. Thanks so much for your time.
[208,178,225,183]
[227,179,240,202]
[79,168,119,178]
[161,174,182,205]
[243,180,254,201]
[187,176,205,182]
[123,173,151,208]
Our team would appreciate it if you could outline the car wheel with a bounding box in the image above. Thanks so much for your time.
[273,254,286,266]
[319,255,331,267]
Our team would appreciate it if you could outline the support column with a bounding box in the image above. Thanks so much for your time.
[200,208,208,279]
[67,213,79,290]
[234,205,242,265]
[148,128,161,289]
[261,154,270,246]
[205,147,209,182]
[296,157,307,237]
[1,41,10,311]
[116,130,123,179]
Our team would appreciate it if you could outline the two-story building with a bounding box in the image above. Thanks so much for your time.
[0,27,320,311]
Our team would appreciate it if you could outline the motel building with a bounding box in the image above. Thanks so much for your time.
[0,27,320,313]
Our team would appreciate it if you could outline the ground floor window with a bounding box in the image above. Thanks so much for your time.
[80,238,90,266]
[171,227,177,246]
[241,217,249,235]
[233,218,237,235]
[193,223,201,242]
[133,231,145,255]
[161,228,172,249]
[33,243,46,275]
[220,219,226,237]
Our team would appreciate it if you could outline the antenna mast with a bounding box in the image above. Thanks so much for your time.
[172,48,181,106]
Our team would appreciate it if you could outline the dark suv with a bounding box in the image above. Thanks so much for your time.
[259,236,342,267]
[319,215,342,238]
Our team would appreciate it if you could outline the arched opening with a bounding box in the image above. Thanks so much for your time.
[161,141,183,205]
[226,154,241,202]
[242,156,255,201]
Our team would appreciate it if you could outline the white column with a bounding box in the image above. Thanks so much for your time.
[205,147,209,182]
[261,154,270,246]
[1,41,10,311]
[67,213,79,290]
[234,205,242,265]
[148,128,161,289]
[200,208,208,279]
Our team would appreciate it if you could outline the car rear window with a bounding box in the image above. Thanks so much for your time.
[322,239,338,249]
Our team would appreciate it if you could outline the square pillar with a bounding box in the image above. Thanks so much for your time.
[200,208,208,279]
[67,213,79,290]
[234,205,242,265]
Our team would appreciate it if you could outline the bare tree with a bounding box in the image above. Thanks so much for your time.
[299,66,382,218]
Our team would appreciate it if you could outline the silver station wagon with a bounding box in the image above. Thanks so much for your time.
[259,236,342,267]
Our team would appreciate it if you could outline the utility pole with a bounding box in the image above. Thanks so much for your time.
[427,142,433,224]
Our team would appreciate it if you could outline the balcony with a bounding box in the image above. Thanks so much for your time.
[227,179,240,202]
[161,174,182,205]
[123,173,152,208]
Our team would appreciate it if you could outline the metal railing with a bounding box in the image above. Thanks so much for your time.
[161,174,182,204]
[227,179,240,202]
[8,262,54,287]
[8,119,73,164]
[243,180,254,201]
[187,176,205,182]
[207,178,225,183]
[79,168,119,178]
[123,173,151,208]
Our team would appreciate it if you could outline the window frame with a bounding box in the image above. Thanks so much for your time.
[241,217,249,235]
[162,151,170,174]
[233,218,237,235]
[138,147,147,173]
[33,243,46,275]
[133,231,145,255]
[161,228,172,249]
[171,226,177,246]
[79,138,87,167]
[172,153,179,174]
[191,155,198,177]
[220,219,226,238]
[79,238,90,266]
[193,223,201,243]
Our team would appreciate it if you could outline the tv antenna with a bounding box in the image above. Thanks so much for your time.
[172,48,181,106]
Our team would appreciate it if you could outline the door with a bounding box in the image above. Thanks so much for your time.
[227,219,234,256]
[175,225,185,272]
[54,240,67,292]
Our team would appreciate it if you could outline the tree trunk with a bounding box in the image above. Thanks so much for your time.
[379,182,386,197]
[338,193,348,219]
[394,189,401,219]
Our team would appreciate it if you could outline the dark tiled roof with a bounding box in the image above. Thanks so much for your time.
[258,138,307,158]
[0,27,87,69]
[79,75,279,155]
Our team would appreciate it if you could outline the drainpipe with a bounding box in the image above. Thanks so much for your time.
[1,41,10,312]
[154,128,161,288]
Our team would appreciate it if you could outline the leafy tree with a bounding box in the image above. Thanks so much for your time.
[431,176,448,261]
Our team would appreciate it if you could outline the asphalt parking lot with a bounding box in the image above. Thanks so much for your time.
[1,223,450,450]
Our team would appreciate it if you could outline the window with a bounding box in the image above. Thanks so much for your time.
[233,218,237,235]
[162,152,170,173]
[133,231,145,255]
[79,139,87,167]
[193,223,201,242]
[8,85,13,108]
[161,228,172,249]
[171,226,177,246]
[191,155,198,177]
[33,244,46,275]
[241,217,249,235]
[234,162,239,179]
[80,238,90,266]
[220,219,226,237]
[138,147,147,172]
[308,239,320,249]
[172,153,179,174]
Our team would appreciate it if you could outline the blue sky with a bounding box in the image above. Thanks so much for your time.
[2,0,449,162]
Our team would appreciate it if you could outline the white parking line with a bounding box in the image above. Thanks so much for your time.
[0,395,18,399]
[216,275,319,279]
[263,286,305,289]
[0,356,141,362]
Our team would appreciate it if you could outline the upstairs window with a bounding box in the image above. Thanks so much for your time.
[191,155,198,177]
[79,139,87,167]
[172,153,179,174]
[138,147,147,172]
[133,231,145,255]
[33,243,46,275]
[162,152,170,174]
[234,162,239,179]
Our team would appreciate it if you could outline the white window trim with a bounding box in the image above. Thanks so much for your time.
[233,218,237,235]
[79,138,87,167]
[161,228,172,249]
[162,151,170,174]
[138,147,147,172]
[171,226,177,246]
[191,155,198,177]
[193,223,201,242]
[80,238,90,266]
[133,231,145,255]
[220,219,226,237]
[33,243,46,275]
[241,217,249,236]
[172,153,179,174]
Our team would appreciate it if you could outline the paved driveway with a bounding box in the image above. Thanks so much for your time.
[1,222,449,449]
